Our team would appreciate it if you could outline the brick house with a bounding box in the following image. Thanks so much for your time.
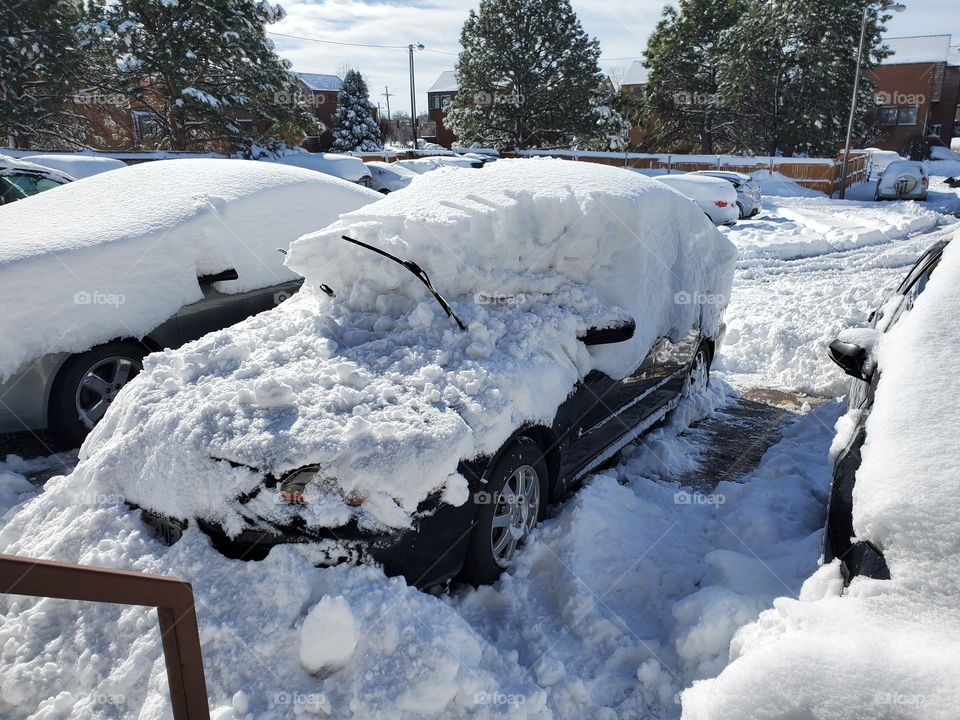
[426,70,458,148]
[297,73,342,151]
[619,61,649,147]
[869,35,960,153]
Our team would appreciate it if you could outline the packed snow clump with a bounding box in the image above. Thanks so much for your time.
[682,229,960,719]
[0,159,379,380]
[71,158,736,532]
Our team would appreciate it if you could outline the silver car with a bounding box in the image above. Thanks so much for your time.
[874,160,929,201]
[0,160,379,446]
[691,170,762,218]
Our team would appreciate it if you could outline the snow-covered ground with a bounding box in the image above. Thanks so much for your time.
[0,165,958,719]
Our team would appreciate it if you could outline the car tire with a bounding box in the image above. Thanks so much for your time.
[459,437,549,585]
[682,345,711,399]
[736,202,745,219]
[49,340,147,446]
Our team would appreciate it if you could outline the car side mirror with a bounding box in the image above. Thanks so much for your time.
[198,268,239,285]
[579,318,636,347]
[828,339,871,381]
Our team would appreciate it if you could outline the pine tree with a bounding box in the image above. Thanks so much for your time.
[642,0,741,154]
[331,69,382,152]
[576,82,630,151]
[446,0,604,150]
[0,0,87,148]
[83,0,315,153]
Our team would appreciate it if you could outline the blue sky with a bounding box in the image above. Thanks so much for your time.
[270,0,959,116]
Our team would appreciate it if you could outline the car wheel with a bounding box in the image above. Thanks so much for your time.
[736,202,745,219]
[460,437,549,585]
[50,341,146,446]
[682,345,710,399]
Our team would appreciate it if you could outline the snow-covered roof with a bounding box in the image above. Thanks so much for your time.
[620,60,649,87]
[298,72,342,92]
[949,44,960,67]
[0,159,378,380]
[881,35,952,65]
[428,70,458,93]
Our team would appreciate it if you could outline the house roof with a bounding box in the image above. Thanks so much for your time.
[428,71,458,93]
[298,73,342,92]
[621,60,649,87]
[881,35,952,65]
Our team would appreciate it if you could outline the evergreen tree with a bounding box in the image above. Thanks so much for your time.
[446,0,604,150]
[0,0,87,148]
[83,0,315,153]
[331,69,382,152]
[642,0,741,153]
[576,82,630,151]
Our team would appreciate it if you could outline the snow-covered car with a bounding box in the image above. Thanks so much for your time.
[267,151,374,188]
[0,159,379,444]
[365,160,417,193]
[873,159,928,200]
[0,155,74,205]
[394,155,482,174]
[690,170,762,218]
[19,153,127,179]
[824,235,951,582]
[74,159,736,589]
[654,173,739,226]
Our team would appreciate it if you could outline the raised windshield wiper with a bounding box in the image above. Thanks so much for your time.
[341,235,466,330]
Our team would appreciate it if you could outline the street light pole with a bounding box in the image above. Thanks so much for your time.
[839,2,906,199]
[408,43,424,149]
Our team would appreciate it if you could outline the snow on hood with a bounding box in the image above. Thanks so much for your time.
[74,158,735,532]
[0,159,379,380]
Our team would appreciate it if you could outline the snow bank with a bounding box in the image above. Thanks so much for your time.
[70,158,735,533]
[19,153,127,179]
[748,170,822,199]
[683,229,960,719]
[724,194,945,261]
[0,159,379,380]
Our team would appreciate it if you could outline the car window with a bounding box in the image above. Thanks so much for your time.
[0,176,29,204]
[2,172,63,197]
[888,256,941,328]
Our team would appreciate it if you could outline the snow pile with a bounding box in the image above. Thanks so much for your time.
[748,170,823,199]
[0,159,379,379]
[926,145,960,178]
[725,194,945,261]
[69,158,734,534]
[682,231,960,719]
[19,154,127,180]
[0,377,840,719]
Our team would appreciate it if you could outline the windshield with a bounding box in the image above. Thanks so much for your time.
[0,173,64,204]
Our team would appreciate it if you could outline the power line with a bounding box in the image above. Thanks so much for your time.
[267,30,458,55]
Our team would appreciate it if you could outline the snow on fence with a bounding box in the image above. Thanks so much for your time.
[504,149,871,194]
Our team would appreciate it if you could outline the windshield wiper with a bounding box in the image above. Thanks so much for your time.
[340,235,466,330]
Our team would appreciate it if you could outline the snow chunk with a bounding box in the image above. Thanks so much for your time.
[299,596,358,673]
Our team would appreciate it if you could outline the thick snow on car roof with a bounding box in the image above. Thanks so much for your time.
[0,159,379,379]
[20,153,127,179]
[0,153,75,184]
[267,152,369,182]
[73,158,734,531]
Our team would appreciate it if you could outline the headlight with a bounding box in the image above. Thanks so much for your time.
[279,466,318,504]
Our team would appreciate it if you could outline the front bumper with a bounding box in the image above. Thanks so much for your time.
[139,485,479,589]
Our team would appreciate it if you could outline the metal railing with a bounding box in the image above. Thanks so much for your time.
[0,554,210,720]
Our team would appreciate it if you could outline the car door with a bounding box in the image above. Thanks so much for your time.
[174,278,304,346]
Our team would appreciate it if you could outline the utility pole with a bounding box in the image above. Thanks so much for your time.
[408,43,424,148]
[382,86,393,122]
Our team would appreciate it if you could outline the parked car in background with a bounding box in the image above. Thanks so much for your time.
[365,160,418,193]
[0,155,73,205]
[89,159,737,589]
[824,235,951,582]
[654,173,739,226]
[267,152,373,188]
[395,155,484,174]
[874,160,928,200]
[690,170,762,218]
[20,153,127,180]
[0,159,379,445]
